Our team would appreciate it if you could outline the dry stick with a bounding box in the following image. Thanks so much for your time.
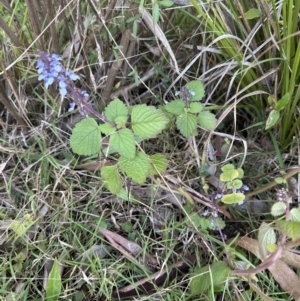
[46,0,59,53]
[0,61,30,127]
[25,0,44,50]
[114,68,156,98]
[245,166,300,198]
[0,0,10,10]
[0,15,23,48]
[102,28,132,103]
[87,0,118,35]
[233,193,292,275]
[0,90,27,129]
[231,234,286,275]
[120,39,137,87]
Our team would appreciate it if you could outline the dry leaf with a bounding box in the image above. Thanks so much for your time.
[234,237,300,299]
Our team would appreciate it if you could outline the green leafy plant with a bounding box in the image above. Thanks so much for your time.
[219,164,246,204]
[68,77,214,195]
[70,99,169,193]
[164,80,217,137]
[183,203,226,232]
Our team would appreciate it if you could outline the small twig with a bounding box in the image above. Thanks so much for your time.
[46,0,59,53]
[231,234,286,275]
[245,166,300,198]
[102,28,132,102]
[25,0,44,50]
[0,15,22,48]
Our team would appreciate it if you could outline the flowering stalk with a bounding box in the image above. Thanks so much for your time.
[36,50,109,123]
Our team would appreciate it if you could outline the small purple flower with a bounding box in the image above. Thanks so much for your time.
[68,102,76,112]
[66,70,80,81]
[202,210,209,217]
[45,77,54,89]
[214,193,223,200]
[36,50,109,123]
[212,211,218,218]
[81,90,89,98]
[242,185,249,191]
[36,51,80,92]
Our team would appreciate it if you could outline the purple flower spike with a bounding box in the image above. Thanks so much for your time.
[36,50,108,123]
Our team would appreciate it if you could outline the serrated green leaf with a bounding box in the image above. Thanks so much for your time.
[221,193,245,204]
[46,259,61,301]
[104,98,128,122]
[152,3,160,23]
[185,80,205,101]
[158,0,174,7]
[119,151,150,184]
[271,202,286,216]
[265,110,280,130]
[190,261,230,296]
[189,102,203,113]
[164,99,185,115]
[198,111,217,130]
[131,105,169,138]
[99,123,116,135]
[276,220,300,240]
[290,208,300,222]
[258,222,276,260]
[148,153,168,176]
[176,113,197,137]
[220,169,239,182]
[70,118,102,156]
[275,92,290,111]
[244,8,260,20]
[102,165,122,194]
[109,128,136,159]
[200,218,211,230]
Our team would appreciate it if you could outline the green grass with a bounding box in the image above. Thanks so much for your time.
[0,0,300,300]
